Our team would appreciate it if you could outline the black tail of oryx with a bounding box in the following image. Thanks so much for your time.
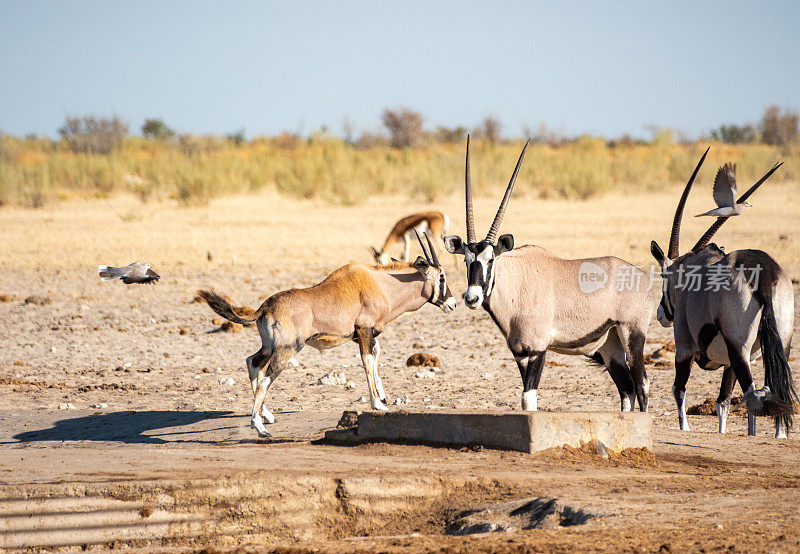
[757,293,798,431]
[197,289,264,325]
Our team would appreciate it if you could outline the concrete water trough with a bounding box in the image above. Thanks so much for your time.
[325,410,652,453]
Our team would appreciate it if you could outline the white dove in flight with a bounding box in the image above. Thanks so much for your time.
[696,163,752,218]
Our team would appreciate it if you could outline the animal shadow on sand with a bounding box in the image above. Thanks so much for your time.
[11,410,241,445]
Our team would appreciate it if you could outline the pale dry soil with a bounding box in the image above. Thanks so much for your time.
[1,186,800,552]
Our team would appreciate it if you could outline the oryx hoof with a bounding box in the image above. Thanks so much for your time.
[251,417,272,438]
[521,390,538,412]
[370,399,390,412]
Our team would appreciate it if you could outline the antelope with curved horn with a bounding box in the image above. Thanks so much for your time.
[650,150,795,437]
[445,136,653,413]
[199,231,456,437]
[370,211,450,265]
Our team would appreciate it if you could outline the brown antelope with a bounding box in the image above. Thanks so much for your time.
[445,136,653,413]
[199,231,456,437]
[371,211,450,265]
[650,150,795,437]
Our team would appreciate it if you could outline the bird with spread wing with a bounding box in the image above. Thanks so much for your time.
[695,163,752,218]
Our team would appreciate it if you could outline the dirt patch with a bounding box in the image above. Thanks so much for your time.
[536,441,656,467]
[0,376,66,389]
[687,396,745,416]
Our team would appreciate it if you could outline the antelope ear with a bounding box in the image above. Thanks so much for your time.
[443,235,464,254]
[412,256,429,273]
[650,240,666,266]
[495,234,514,255]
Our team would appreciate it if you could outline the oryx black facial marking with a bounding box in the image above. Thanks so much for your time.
[459,237,514,308]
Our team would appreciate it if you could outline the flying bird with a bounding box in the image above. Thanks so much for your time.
[98,262,160,284]
[695,163,752,218]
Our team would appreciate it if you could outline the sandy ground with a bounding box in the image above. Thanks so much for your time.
[1,186,800,551]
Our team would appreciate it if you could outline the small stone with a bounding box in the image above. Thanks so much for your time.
[58,403,76,410]
[90,403,108,409]
[358,396,368,403]
[317,371,347,386]
[481,373,492,379]
[220,321,242,333]
[594,440,609,459]
[393,395,410,405]
[406,352,440,368]
[24,295,51,306]
[345,381,356,390]
[211,317,221,325]
[290,396,298,402]
[414,369,436,379]
[715,523,724,530]
[50,346,57,353]
[219,377,235,386]
[0,293,10,302]
[179,327,189,335]
[194,374,202,380]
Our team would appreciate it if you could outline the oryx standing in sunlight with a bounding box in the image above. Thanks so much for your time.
[650,149,796,437]
[444,136,653,413]
[199,231,456,437]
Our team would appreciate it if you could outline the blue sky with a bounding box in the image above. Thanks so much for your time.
[1,1,798,139]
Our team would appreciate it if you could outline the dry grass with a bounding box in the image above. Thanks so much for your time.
[1,180,798,280]
[0,135,798,208]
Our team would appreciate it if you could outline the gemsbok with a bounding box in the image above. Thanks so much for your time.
[199,231,456,437]
[371,211,449,265]
[650,149,796,437]
[444,136,653,413]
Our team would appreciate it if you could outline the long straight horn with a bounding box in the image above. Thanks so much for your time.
[414,229,433,265]
[668,146,709,259]
[691,161,783,252]
[465,134,476,243]
[424,231,440,266]
[485,139,529,244]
